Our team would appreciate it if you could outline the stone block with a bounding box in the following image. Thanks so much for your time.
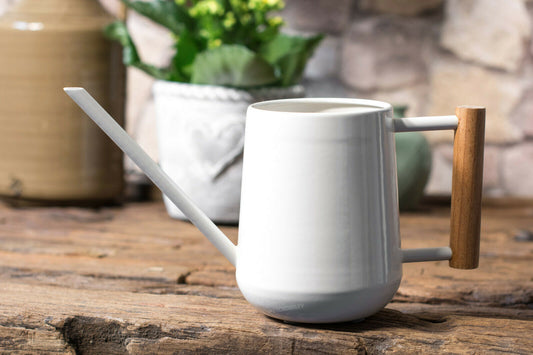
[125,68,155,140]
[426,143,505,196]
[510,53,533,137]
[304,36,341,79]
[441,0,531,72]
[124,9,174,136]
[282,0,353,34]
[133,99,158,162]
[123,11,174,175]
[302,78,348,98]
[98,0,122,17]
[0,0,8,16]
[482,145,502,192]
[427,57,524,144]
[350,84,430,118]
[0,0,17,15]
[502,143,533,197]
[128,11,175,66]
[359,0,443,16]
[425,144,453,195]
[124,67,158,175]
[510,88,533,137]
[124,96,159,175]
[341,16,436,91]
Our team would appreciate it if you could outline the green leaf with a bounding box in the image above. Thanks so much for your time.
[191,45,278,88]
[104,21,140,63]
[260,33,323,86]
[104,21,176,80]
[171,30,199,81]
[121,0,191,34]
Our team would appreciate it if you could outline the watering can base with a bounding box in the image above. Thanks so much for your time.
[238,278,401,324]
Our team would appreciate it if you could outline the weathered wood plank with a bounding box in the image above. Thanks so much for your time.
[0,250,190,283]
[0,203,236,267]
[0,282,531,354]
[0,200,532,353]
[0,325,73,354]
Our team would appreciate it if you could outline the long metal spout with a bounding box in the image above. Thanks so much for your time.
[64,87,237,266]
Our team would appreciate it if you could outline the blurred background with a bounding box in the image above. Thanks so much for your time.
[1,0,532,200]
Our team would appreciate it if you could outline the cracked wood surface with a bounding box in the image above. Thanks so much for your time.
[0,200,532,354]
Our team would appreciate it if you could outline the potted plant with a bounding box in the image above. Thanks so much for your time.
[105,0,323,222]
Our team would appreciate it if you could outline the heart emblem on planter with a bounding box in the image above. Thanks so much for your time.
[186,118,245,181]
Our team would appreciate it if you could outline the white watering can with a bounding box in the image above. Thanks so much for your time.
[65,87,485,323]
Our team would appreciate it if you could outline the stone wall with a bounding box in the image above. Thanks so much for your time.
[2,0,532,197]
[291,0,533,198]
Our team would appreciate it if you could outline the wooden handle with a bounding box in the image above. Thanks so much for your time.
[449,106,485,269]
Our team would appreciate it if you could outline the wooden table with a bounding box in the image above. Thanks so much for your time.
[0,200,531,354]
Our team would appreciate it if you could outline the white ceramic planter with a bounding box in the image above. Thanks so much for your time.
[153,81,304,223]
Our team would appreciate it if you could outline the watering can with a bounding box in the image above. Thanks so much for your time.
[64,87,485,323]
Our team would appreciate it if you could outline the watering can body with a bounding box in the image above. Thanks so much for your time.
[237,100,402,322]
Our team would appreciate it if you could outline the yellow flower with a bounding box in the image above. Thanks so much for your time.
[248,0,284,11]
[208,38,222,48]
[223,12,236,29]
[189,0,225,17]
[267,16,283,27]
[265,0,284,9]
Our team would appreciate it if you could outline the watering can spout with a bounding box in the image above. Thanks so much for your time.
[63,87,237,266]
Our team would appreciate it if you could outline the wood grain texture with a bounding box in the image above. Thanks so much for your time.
[0,201,532,354]
[450,106,486,269]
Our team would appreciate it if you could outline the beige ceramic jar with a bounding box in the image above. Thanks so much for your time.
[0,0,124,204]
